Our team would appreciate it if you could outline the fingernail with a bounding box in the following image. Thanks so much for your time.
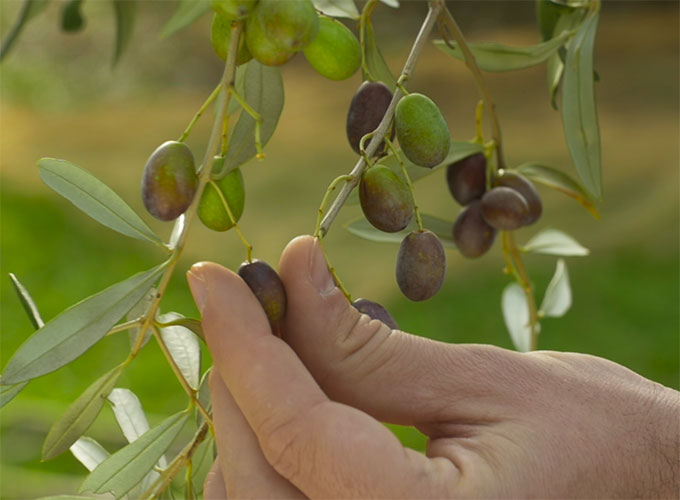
[187,264,209,313]
[309,239,335,295]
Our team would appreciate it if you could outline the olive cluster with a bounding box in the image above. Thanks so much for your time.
[347,82,450,305]
[211,0,361,81]
[447,154,542,258]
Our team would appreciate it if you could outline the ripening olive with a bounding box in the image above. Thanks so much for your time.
[446,152,487,206]
[395,230,446,301]
[395,93,450,168]
[352,298,399,330]
[238,259,287,326]
[494,172,542,225]
[480,187,530,231]
[452,200,497,258]
[211,13,253,64]
[198,157,245,232]
[303,15,360,81]
[253,0,318,53]
[360,165,414,233]
[141,141,197,221]
[245,9,295,66]
[212,0,257,21]
[346,81,393,155]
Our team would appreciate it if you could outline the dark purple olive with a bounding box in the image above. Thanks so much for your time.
[480,187,530,231]
[346,81,393,155]
[446,153,487,205]
[452,200,497,258]
[494,171,542,225]
[395,230,446,301]
[352,298,399,330]
[238,260,287,327]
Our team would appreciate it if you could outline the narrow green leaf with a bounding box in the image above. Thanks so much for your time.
[501,283,534,352]
[158,313,201,390]
[561,10,601,199]
[195,368,212,428]
[111,0,137,65]
[126,287,155,351]
[345,213,455,248]
[522,228,589,256]
[347,141,484,205]
[312,0,359,19]
[9,273,44,330]
[160,317,204,342]
[1,262,167,385]
[189,437,216,498]
[38,158,162,246]
[362,14,396,90]
[514,162,599,218]
[544,8,586,109]
[546,52,564,110]
[540,259,572,317]
[70,436,111,472]
[61,0,85,32]
[36,496,98,500]
[433,30,570,73]
[80,411,189,498]
[0,382,28,409]
[161,0,212,39]
[536,0,567,41]
[168,214,185,250]
[0,0,49,61]
[224,62,284,171]
[42,365,125,460]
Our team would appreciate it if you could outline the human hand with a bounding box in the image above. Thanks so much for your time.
[187,235,679,499]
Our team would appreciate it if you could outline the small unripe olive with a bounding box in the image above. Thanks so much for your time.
[303,16,360,81]
[198,157,245,232]
[212,0,257,21]
[352,298,399,330]
[141,141,197,221]
[211,12,253,64]
[452,200,497,258]
[446,153,487,206]
[480,187,529,231]
[395,93,451,168]
[395,230,446,301]
[238,259,287,327]
[346,81,393,156]
[245,9,295,66]
[253,0,318,53]
[359,165,414,233]
[494,172,542,225]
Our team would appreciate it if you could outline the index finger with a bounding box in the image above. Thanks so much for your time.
[188,262,460,499]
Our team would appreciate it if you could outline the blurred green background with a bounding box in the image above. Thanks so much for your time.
[1,1,678,498]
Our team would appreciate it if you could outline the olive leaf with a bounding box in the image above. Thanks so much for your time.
[540,259,572,317]
[112,0,137,66]
[433,30,571,72]
[61,0,85,32]
[224,62,285,171]
[79,411,189,498]
[0,383,28,410]
[522,228,589,256]
[158,312,202,390]
[561,9,602,199]
[0,0,49,61]
[361,10,397,90]
[345,213,455,248]
[1,261,167,385]
[379,0,399,7]
[514,162,599,218]
[71,436,111,472]
[42,364,125,460]
[161,0,212,39]
[501,283,534,352]
[37,158,163,247]
[195,368,212,428]
[312,0,360,19]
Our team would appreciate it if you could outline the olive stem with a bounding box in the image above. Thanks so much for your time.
[319,0,444,237]
[229,85,265,159]
[314,175,353,238]
[104,318,142,336]
[209,178,253,262]
[317,236,352,301]
[178,83,222,143]
[141,419,210,500]
[151,324,213,428]
[384,137,423,231]
[501,231,540,350]
[474,99,484,143]
[439,7,506,171]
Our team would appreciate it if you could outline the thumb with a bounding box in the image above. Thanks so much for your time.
[279,235,523,425]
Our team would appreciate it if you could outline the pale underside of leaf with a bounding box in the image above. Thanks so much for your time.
[312,0,360,19]
[1,262,167,385]
[158,312,201,390]
[70,436,111,472]
[38,158,161,246]
[80,411,189,498]
[540,259,572,317]
[9,272,45,329]
[501,283,532,352]
[522,228,589,256]
[43,365,125,460]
